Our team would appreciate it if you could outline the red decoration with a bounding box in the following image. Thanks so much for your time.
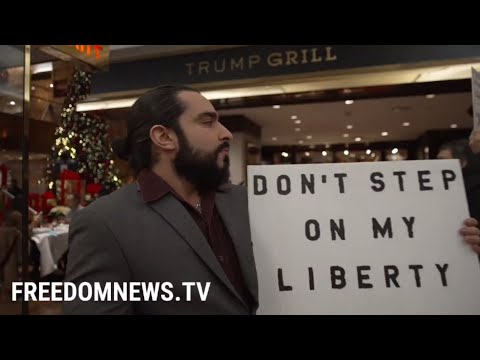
[86,183,102,195]
[41,190,56,214]
[0,163,9,187]
[59,170,82,205]
[28,193,41,212]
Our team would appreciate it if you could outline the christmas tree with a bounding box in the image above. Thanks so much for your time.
[45,68,122,197]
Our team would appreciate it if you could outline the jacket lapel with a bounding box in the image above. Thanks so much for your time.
[147,194,245,305]
[215,188,258,309]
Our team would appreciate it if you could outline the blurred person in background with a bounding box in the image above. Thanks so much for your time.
[467,105,480,153]
[437,138,480,226]
[65,193,84,223]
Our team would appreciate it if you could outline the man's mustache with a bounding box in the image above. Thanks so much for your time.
[216,142,230,154]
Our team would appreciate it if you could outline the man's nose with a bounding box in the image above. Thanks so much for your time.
[219,123,233,142]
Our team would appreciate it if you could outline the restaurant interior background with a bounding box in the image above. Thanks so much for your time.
[0,45,478,314]
[1,46,478,193]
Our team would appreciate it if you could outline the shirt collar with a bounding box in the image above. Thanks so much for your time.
[136,169,216,222]
[136,168,173,203]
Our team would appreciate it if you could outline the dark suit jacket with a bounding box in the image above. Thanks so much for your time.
[63,183,258,315]
[464,172,480,225]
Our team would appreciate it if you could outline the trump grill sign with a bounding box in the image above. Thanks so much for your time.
[247,160,480,315]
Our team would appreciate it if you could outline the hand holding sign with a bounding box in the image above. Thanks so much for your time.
[460,217,480,254]
[248,160,480,314]
[469,129,480,154]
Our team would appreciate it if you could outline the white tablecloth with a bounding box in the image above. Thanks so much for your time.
[31,225,69,277]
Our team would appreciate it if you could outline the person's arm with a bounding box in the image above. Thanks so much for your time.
[63,207,133,315]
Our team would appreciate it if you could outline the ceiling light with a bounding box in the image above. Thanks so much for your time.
[426,94,435,99]
[273,105,280,109]
[381,132,389,136]
[366,149,371,155]
[77,98,137,111]
[304,152,310,157]
[298,140,304,144]
[281,152,289,158]
[344,150,349,155]
[9,101,15,106]
[272,137,277,141]
[306,135,312,140]
[392,148,399,154]
[49,83,54,88]
[343,133,349,138]
[450,124,458,128]
[294,120,301,124]
[322,151,327,156]
[295,128,301,132]
[291,115,298,120]
[403,122,410,127]
[32,62,53,74]
[355,137,362,142]
[202,86,286,100]
[346,125,353,130]
[345,100,354,105]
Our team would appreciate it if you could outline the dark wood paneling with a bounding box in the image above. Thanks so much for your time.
[0,112,56,153]
[219,115,261,138]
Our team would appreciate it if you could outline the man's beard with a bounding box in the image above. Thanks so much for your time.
[173,129,230,193]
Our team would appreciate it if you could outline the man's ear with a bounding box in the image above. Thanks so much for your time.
[150,125,176,151]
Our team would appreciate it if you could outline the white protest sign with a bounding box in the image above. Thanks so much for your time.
[473,67,480,129]
[247,160,480,314]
